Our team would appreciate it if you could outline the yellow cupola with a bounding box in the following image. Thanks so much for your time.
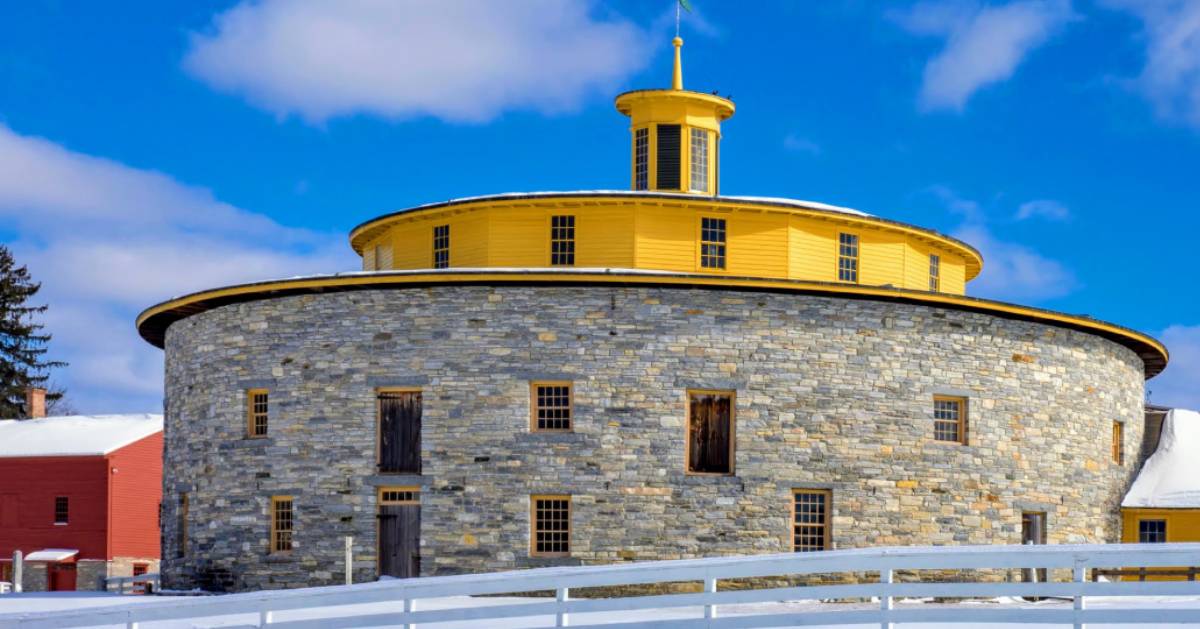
[615,37,735,195]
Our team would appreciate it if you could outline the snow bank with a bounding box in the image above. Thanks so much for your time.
[0,414,163,458]
[1123,408,1200,508]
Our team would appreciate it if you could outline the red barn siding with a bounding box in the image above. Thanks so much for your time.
[106,433,163,559]
[0,456,109,560]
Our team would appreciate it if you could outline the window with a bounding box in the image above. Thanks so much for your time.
[177,493,188,559]
[634,128,649,190]
[929,254,940,292]
[656,124,681,190]
[700,217,727,270]
[247,389,268,438]
[838,233,859,283]
[374,244,393,271]
[1139,519,1167,543]
[1,561,10,583]
[792,490,831,552]
[54,496,68,525]
[531,495,570,556]
[132,563,148,577]
[378,487,420,505]
[433,224,450,269]
[933,396,967,444]
[550,216,575,266]
[690,128,709,193]
[687,391,735,474]
[271,496,294,553]
[1112,421,1124,465]
[531,382,572,432]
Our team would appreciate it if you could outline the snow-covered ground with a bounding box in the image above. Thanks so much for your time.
[3,592,1200,628]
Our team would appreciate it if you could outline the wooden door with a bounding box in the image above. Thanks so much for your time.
[378,503,420,578]
[48,563,76,591]
[379,392,421,474]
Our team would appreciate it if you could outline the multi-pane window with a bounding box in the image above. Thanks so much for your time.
[247,389,268,438]
[532,382,572,432]
[1112,421,1124,465]
[379,488,420,505]
[634,128,649,191]
[700,217,727,270]
[929,254,940,292]
[532,495,571,556]
[433,225,450,269]
[838,233,859,283]
[690,128,709,193]
[177,493,188,558]
[687,391,734,474]
[54,496,68,525]
[793,490,831,552]
[271,496,294,553]
[1139,519,1167,543]
[550,216,575,266]
[933,396,967,444]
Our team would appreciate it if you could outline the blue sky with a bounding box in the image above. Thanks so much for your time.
[0,0,1197,413]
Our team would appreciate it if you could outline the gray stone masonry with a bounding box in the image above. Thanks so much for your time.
[159,286,1145,591]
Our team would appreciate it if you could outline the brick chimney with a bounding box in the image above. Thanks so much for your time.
[25,387,46,419]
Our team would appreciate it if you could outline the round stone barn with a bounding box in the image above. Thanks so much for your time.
[138,41,1168,592]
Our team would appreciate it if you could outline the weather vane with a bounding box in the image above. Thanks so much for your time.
[676,0,692,39]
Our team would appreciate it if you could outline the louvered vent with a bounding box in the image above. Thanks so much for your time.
[656,124,681,190]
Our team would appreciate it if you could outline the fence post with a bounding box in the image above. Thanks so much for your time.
[126,608,138,629]
[704,576,718,621]
[345,536,353,586]
[556,586,570,627]
[12,550,21,593]
[880,568,894,629]
[258,603,273,627]
[402,597,416,629]
[1073,563,1086,629]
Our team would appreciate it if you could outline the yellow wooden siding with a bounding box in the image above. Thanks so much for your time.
[728,213,788,278]
[1121,508,1200,580]
[488,207,547,267]
[357,201,977,294]
[860,231,905,288]
[576,206,635,268]
[789,219,838,282]
[940,258,966,294]
[390,221,430,270]
[636,208,696,272]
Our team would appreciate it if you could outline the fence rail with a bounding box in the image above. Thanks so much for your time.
[4,543,1200,628]
[102,573,159,596]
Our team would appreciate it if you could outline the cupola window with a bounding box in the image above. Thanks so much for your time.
[700,217,727,270]
[656,124,682,190]
[550,216,575,266]
[690,128,709,193]
[433,225,450,269]
[634,128,649,191]
[838,233,859,283]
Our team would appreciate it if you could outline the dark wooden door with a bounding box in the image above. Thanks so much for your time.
[378,504,420,578]
[379,392,421,474]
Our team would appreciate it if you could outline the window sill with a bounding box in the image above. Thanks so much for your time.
[53,522,68,526]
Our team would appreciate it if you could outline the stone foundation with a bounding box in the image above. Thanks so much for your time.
[159,286,1145,591]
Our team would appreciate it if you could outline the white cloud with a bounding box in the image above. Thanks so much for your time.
[783,134,821,155]
[1015,198,1070,221]
[0,124,353,413]
[183,0,651,124]
[1100,1,1200,128]
[1150,325,1200,410]
[923,186,1077,302]
[892,0,1076,111]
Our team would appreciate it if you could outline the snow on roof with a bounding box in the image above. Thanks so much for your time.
[396,190,872,218]
[24,549,78,562]
[0,414,163,458]
[1123,408,1200,508]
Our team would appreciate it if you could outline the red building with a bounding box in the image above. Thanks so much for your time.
[0,413,163,591]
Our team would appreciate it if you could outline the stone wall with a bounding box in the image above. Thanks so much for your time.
[159,286,1146,591]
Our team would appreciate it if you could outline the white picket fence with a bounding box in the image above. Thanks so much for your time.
[4,543,1200,628]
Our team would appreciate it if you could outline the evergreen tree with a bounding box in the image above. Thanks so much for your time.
[0,245,65,417]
